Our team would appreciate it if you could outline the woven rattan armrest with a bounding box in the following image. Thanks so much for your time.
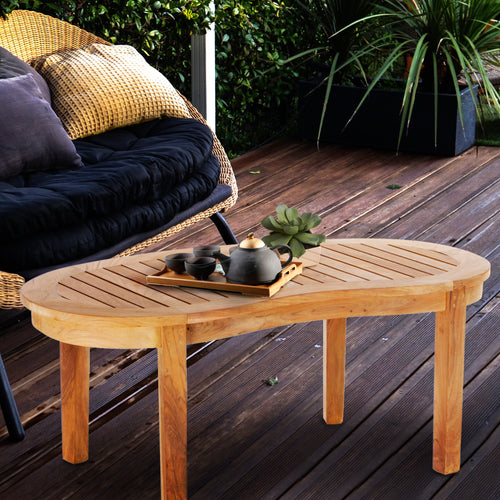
[0,271,25,309]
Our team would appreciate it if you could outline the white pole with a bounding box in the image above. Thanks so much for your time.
[191,1,216,131]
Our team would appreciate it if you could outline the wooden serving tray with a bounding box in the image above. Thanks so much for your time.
[146,262,303,297]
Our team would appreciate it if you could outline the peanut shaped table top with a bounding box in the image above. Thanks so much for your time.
[22,238,489,348]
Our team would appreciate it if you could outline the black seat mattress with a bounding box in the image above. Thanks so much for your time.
[0,117,226,275]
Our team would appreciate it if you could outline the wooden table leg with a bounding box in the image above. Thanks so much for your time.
[158,325,188,500]
[433,287,467,474]
[60,342,90,464]
[323,318,347,424]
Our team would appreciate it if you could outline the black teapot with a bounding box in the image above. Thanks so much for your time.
[216,233,293,285]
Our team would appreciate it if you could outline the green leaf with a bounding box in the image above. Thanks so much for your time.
[289,238,306,258]
[304,214,322,231]
[282,224,300,235]
[285,206,299,223]
[276,204,289,224]
[298,212,312,231]
[398,37,427,151]
[261,216,282,231]
[317,53,339,146]
[262,232,292,246]
[295,232,326,246]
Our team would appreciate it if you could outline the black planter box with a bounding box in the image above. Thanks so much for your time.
[298,81,478,156]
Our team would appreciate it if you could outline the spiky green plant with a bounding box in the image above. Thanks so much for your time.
[287,0,500,149]
[290,0,380,83]
[357,0,500,150]
[286,0,384,144]
[261,205,326,258]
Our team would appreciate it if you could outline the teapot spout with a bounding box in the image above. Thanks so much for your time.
[215,251,231,274]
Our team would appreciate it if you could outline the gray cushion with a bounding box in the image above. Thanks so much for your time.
[0,46,51,102]
[0,73,83,179]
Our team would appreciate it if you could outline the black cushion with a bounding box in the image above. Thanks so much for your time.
[0,118,223,273]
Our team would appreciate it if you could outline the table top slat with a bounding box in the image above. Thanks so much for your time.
[384,243,459,268]
[105,265,214,307]
[333,243,434,278]
[72,270,162,309]
[290,273,323,285]
[57,281,116,308]
[353,243,454,275]
[307,261,372,282]
[299,265,350,283]
[57,275,137,309]
[124,258,166,275]
[321,249,401,280]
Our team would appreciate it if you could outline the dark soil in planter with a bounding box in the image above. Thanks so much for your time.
[298,80,478,156]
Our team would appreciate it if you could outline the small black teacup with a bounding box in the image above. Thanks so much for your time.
[185,256,217,280]
[165,252,193,274]
[193,245,221,257]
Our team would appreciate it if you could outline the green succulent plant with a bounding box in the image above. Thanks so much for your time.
[261,204,326,258]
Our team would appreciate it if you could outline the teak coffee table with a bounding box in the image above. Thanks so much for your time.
[21,238,490,499]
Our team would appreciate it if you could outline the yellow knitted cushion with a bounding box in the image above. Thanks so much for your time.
[38,44,191,139]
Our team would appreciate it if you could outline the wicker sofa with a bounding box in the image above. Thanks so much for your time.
[0,10,239,441]
[0,10,238,310]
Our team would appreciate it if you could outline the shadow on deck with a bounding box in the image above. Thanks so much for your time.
[1,140,499,499]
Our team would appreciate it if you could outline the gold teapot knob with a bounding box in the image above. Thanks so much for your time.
[239,233,265,249]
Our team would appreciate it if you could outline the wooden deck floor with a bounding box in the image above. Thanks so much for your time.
[1,141,499,499]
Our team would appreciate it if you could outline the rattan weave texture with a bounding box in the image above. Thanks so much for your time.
[0,10,109,67]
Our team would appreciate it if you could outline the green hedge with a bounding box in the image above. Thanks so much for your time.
[1,1,308,157]
[214,1,303,155]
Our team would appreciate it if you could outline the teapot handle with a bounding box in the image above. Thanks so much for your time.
[270,244,294,268]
